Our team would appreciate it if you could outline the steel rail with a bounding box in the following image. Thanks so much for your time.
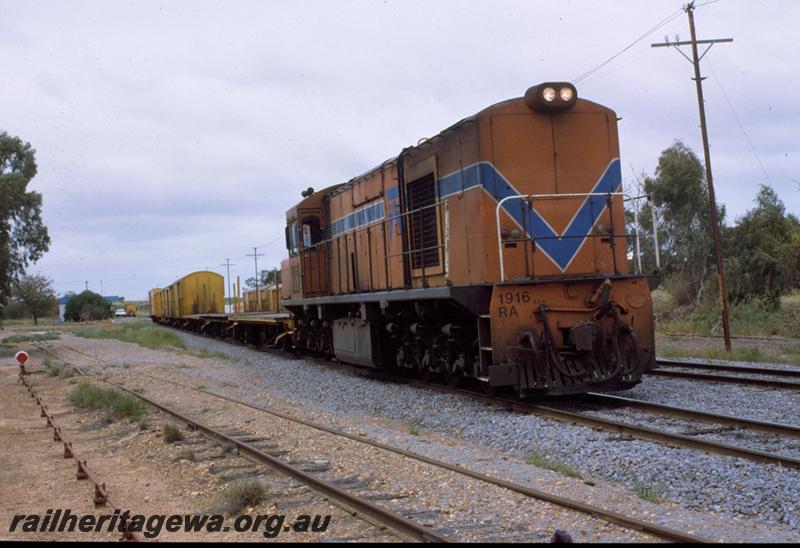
[656,359,800,379]
[106,381,450,543]
[648,369,800,390]
[659,332,800,344]
[492,397,800,470]
[127,370,711,544]
[42,340,714,543]
[580,393,800,439]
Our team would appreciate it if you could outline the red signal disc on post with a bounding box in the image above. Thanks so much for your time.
[15,351,29,365]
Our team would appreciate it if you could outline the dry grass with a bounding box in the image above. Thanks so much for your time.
[221,479,268,515]
[523,451,583,479]
[162,423,185,443]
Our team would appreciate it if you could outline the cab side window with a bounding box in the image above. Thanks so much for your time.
[301,216,321,248]
[285,221,299,256]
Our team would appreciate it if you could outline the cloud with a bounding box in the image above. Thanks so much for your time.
[1,0,798,299]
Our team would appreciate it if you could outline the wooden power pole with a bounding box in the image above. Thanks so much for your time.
[246,247,265,310]
[221,258,235,312]
[651,1,733,351]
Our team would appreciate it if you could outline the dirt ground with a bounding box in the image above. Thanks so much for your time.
[0,352,393,542]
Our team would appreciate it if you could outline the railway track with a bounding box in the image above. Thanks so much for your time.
[36,344,452,543]
[579,393,800,440]
[33,345,446,542]
[660,332,800,344]
[262,351,800,470]
[110,383,449,543]
[652,359,800,390]
[37,340,711,543]
[43,338,800,470]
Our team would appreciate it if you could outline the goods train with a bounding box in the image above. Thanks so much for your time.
[151,82,657,397]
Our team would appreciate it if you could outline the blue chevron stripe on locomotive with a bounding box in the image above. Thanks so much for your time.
[386,159,621,271]
[440,159,622,270]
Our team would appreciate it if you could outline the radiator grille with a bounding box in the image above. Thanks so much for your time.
[406,174,440,269]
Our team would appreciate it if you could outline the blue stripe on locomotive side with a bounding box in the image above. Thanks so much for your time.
[335,158,620,271]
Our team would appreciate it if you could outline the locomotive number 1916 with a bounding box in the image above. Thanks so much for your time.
[497,291,531,305]
[496,290,544,318]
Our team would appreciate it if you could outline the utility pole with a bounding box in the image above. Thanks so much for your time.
[651,2,733,352]
[220,258,235,313]
[84,280,88,291]
[246,247,265,310]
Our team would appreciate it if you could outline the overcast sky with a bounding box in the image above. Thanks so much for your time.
[2,0,798,300]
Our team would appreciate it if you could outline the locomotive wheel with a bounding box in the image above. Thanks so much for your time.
[445,369,462,388]
[479,380,497,396]
[419,366,434,384]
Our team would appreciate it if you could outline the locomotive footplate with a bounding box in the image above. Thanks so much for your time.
[487,277,653,395]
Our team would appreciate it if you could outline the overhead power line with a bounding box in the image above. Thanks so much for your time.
[706,57,773,187]
[573,7,684,84]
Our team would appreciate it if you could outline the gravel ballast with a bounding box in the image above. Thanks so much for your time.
[166,330,800,534]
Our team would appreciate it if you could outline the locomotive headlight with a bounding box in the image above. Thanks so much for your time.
[524,82,578,112]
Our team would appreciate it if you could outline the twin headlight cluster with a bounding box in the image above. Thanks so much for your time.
[524,82,578,112]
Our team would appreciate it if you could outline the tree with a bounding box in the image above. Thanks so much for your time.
[0,132,50,317]
[245,267,281,290]
[633,141,723,305]
[13,273,57,325]
[64,290,112,322]
[724,186,798,307]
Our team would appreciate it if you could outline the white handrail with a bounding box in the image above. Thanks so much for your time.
[495,191,653,282]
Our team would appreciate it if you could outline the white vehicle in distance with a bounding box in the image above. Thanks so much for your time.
[114,308,126,318]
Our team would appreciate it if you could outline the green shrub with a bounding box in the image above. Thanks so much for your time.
[634,480,663,503]
[778,295,800,338]
[658,297,795,338]
[650,289,674,318]
[524,451,582,479]
[75,321,185,350]
[659,344,768,363]
[44,360,74,378]
[64,290,113,321]
[2,331,60,344]
[69,382,147,420]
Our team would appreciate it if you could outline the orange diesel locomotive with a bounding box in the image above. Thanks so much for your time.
[281,83,655,396]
